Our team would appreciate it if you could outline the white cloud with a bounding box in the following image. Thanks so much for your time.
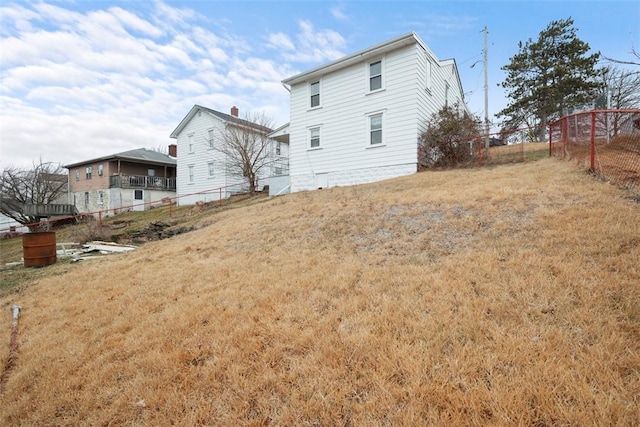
[267,32,295,51]
[109,7,164,38]
[277,20,346,63]
[0,1,297,169]
[331,6,349,22]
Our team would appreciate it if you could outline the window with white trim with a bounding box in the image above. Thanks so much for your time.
[98,163,104,176]
[276,141,281,155]
[370,113,383,145]
[188,165,194,183]
[208,129,214,149]
[309,127,320,149]
[84,192,89,208]
[75,170,80,181]
[85,166,92,180]
[188,134,194,153]
[369,60,382,91]
[310,81,320,108]
[207,162,214,177]
[98,191,104,206]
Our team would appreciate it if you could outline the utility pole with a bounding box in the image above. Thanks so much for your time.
[483,26,490,148]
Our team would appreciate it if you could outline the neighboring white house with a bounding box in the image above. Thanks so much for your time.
[277,31,469,192]
[170,105,289,205]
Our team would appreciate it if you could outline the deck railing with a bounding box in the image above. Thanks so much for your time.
[109,174,176,190]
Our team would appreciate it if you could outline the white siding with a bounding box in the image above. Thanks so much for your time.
[174,107,284,205]
[175,109,233,205]
[288,43,424,192]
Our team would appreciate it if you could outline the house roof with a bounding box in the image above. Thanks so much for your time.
[439,58,472,116]
[283,32,434,86]
[64,148,176,169]
[169,104,273,139]
[268,122,290,143]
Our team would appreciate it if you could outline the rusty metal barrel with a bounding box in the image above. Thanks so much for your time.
[22,232,57,267]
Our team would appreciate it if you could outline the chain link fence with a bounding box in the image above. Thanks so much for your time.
[549,109,640,197]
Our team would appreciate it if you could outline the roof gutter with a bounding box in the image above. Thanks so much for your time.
[282,32,421,86]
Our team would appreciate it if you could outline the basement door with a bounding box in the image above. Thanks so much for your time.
[315,173,328,189]
[133,189,144,211]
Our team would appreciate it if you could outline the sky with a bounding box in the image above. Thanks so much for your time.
[1,0,638,169]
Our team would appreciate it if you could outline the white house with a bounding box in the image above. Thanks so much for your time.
[170,105,289,205]
[277,31,469,192]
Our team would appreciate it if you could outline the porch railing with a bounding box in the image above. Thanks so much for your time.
[109,174,176,190]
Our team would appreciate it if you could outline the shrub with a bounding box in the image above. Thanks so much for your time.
[419,105,482,169]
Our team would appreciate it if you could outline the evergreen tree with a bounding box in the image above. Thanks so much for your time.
[498,18,602,141]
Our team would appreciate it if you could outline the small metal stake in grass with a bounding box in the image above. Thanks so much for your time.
[0,305,22,394]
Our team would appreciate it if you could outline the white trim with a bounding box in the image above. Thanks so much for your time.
[207,128,215,149]
[307,125,322,150]
[366,56,385,94]
[309,79,322,110]
[188,133,194,153]
[366,110,385,147]
[187,164,195,183]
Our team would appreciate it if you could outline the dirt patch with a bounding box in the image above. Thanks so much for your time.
[115,221,194,244]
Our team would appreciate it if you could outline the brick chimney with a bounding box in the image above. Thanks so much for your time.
[231,106,239,117]
[168,144,177,157]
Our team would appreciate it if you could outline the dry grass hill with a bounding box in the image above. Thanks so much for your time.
[1,157,639,425]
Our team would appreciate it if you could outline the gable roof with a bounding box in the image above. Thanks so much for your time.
[283,32,433,86]
[64,148,176,169]
[169,104,272,139]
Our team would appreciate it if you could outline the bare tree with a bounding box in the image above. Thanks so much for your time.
[598,66,640,109]
[215,111,274,194]
[0,159,67,228]
[149,144,168,154]
[605,46,640,67]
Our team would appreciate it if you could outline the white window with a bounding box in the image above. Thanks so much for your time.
[208,129,214,149]
[188,165,194,183]
[85,166,92,180]
[369,60,383,91]
[276,142,281,156]
[310,81,320,108]
[275,167,282,175]
[98,163,104,176]
[188,134,194,153]
[75,170,80,181]
[370,113,383,145]
[98,191,104,205]
[207,162,214,177]
[148,168,155,177]
[309,127,320,149]
[84,192,89,208]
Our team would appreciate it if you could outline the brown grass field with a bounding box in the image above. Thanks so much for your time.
[1,157,639,426]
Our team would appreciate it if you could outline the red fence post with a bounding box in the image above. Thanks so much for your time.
[590,111,596,172]
[549,126,553,157]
